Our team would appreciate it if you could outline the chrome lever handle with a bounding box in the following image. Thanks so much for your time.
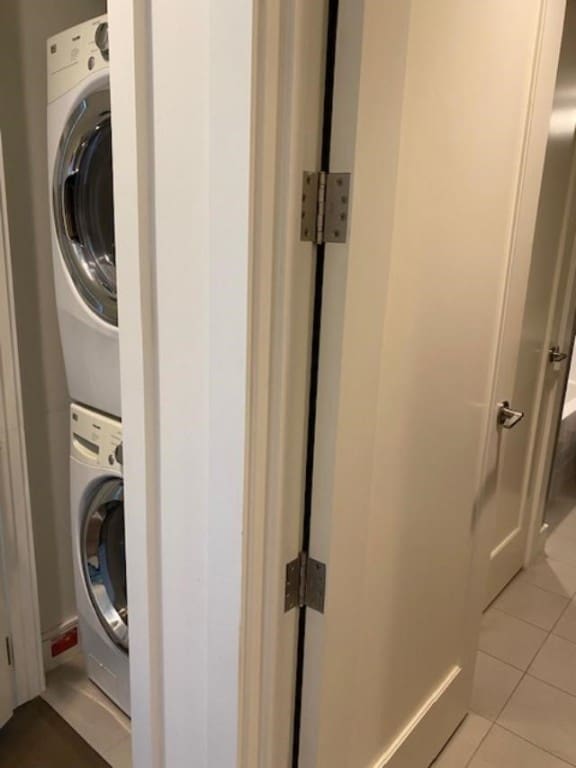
[549,345,569,364]
[497,401,524,430]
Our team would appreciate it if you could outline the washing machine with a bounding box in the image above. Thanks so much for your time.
[48,16,121,417]
[70,403,130,715]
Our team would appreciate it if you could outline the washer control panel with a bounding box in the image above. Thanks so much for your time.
[47,14,108,104]
[71,403,122,471]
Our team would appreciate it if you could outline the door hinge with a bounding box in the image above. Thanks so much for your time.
[284,552,326,614]
[300,171,350,244]
[5,636,12,667]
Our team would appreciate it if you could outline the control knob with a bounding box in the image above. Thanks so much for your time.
[115,442,123,466]
[95,22,109,60]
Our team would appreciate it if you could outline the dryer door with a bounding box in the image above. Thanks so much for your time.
[53,85,117,325]
[82,477,128,651]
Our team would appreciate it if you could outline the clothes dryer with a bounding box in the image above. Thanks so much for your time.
[70,403,129,714]
[48,16,120,417]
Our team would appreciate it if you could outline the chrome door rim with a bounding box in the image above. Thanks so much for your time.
[81,478,128,651]
[53,84,117,325]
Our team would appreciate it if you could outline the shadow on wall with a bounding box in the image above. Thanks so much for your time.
[0,0,106,637]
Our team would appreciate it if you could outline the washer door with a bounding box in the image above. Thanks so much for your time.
[82,478,128,651]
[53,85,117,325]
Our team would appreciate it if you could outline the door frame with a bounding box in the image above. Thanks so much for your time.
[483,0,567,603]
[0,134,44,707]
[109,1,322,766]
[524,131,576,565]
[239,2,327,766]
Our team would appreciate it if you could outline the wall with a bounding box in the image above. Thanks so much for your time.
[0,0,105,637]
[109,0,253,764]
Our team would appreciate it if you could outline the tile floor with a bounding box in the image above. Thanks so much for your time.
[433,498,576,767]
[42,652,131,767]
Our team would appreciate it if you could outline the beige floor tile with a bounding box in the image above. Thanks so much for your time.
[529,634,576,697]
[44,652,91,693]
[102,736,132,768]
[431,713,491,767]
[479,609,547,671]
[519,557,576,599]
[43,657,130,758]
[546,532,576,568]
[45,658,131,732]
[498,675,576,765]
[553,600,576,644]
[470,652,522,721]
[493,578,569,631]
[43,680,128,756]
[469,725,573,768]
[546,501,576,541]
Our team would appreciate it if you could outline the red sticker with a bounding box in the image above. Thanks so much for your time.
[51,627,78,657]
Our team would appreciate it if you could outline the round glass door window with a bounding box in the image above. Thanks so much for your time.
[53,85,117,325]
[82,478,128,651]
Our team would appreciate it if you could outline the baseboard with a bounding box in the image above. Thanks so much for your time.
[371,665,463,768]
[42,617,79,673]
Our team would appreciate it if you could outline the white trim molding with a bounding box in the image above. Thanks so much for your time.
[108,3,163,767]
[239,1,328,765]
[111,1,255,765]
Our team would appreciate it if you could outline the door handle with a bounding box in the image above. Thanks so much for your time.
[497,401,524,430]
[549,345,569,364]
[63,171,80,243]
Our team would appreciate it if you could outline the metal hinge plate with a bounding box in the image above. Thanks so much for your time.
[285,552,326,613]
[300,171,350,244]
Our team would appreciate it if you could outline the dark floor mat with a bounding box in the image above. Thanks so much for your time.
[0,698,109,767]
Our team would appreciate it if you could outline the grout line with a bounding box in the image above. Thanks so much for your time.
[517,564,576,601]
[463,720,495,768]
[465,531,576,765]
[475,647,531,674]
[488,604,556,634]
[489,602,564,632]
[523,671,576,703]
[496,722,576,767]
[469,651,527,724]
[492,662,525,721]
[549,594,575,636]
[491,591,572,631]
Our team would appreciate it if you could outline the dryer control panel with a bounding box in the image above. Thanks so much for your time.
[71,403,122,471]
[47,14,108,104]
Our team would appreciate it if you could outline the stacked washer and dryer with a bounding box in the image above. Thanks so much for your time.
[47,15,130,715]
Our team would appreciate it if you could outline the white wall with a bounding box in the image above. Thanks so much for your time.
[0,0,105,636]
[154,1,252,763]
[110,0,253,764]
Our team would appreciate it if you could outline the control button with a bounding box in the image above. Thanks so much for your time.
[95,22,109,59]
[88,56,95,70]
[108,454,115,466]
[115,443,123,466]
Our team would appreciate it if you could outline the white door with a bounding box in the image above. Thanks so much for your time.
[297,2,561,767]
[525,137,576,562]
[486,2,574,603]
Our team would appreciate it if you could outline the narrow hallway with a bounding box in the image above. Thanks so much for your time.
[434,497,576,766]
